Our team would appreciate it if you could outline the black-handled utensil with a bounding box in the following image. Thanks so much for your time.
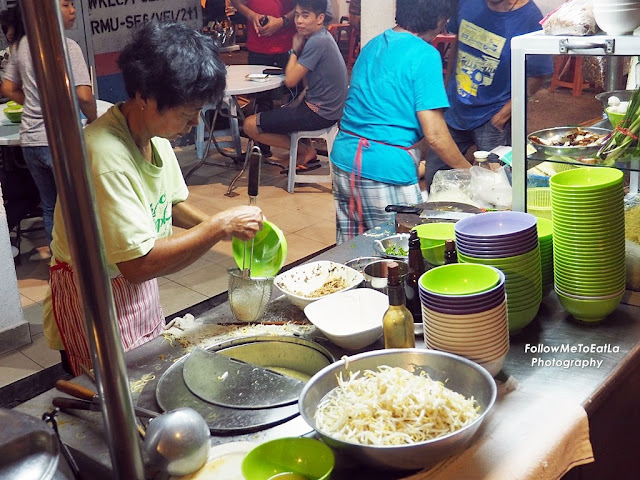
[55,379,161,418]
[385,204,422,214]
[243,145,262,278]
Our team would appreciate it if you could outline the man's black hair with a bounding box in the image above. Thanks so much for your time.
[396,0,458,34]
[296,0,327,16]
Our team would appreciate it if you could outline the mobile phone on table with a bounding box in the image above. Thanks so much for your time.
[263,68,285,75]
[246,73,269,81]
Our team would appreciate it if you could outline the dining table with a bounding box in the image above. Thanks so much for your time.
[0,99,114,147]
[186,64,286,188]
[12,222,640,480]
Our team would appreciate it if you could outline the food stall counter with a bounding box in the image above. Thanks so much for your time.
[13,224,640,480]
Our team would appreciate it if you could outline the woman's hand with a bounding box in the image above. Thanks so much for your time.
[213,205,264,241]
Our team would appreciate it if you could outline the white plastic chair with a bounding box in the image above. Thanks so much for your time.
[287,124,339,193]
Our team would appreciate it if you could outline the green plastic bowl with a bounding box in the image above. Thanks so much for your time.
[458,248,539,270]
[420,263,500,295]
[412,222,455,248]
[242,437,335,480]
[606,106,626,128]
[421,242,446,266]
[536,217,553,239]
[232,220,287,277]
[556,288,623,323]
[550,167,623,191]
[507,302,541,334]
[3,107,22,123]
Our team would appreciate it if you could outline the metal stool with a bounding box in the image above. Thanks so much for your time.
[287,124,338,193]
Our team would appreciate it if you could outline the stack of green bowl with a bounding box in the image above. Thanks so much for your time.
[550,167,626,323]
[537,217,554,296]
[412,222,456,267]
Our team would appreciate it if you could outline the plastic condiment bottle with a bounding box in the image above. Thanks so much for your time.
[473,150,491,169]
[444,239,458,265]
[383,262,416,349]
[405,230,425,323]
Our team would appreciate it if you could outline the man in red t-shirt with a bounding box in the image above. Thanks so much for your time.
[231,0,296,157]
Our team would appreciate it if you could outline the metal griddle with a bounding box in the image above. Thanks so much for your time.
[182,348,305,409]
[155,335,334,434]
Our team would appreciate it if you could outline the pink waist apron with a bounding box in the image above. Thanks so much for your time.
[342,129,418,238]
[50,259,165,376]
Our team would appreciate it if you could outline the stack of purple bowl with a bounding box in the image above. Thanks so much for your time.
[454,211,542,334]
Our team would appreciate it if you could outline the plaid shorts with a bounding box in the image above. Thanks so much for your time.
[332,165,425,244]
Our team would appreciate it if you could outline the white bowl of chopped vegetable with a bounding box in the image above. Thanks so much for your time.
[274,261,364,310]
[373,233,410,260]
[299,349,497,471]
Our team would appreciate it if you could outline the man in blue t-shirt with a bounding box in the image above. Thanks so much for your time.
[242,0,347,172]
[425,0,553,189]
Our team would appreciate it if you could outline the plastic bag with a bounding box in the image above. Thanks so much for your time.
[469,166,513,210]
[541,0,598,36]
[428,167,512,210]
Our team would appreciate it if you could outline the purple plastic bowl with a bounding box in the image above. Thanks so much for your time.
[421,293,507,315]
[456,238,539,259]
[453,229,538,247]
[454,211,538,239]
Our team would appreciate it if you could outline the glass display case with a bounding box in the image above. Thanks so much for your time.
[511,31,640,211]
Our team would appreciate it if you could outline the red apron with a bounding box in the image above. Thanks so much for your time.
[342,129,420,238]
[50,260,165,376]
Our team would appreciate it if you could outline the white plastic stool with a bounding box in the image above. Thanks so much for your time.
[287,124,339,193]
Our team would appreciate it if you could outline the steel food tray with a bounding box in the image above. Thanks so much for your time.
[527,126,611,157]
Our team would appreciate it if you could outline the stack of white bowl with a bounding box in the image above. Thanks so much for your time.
[593,0,640,35]
[419,263,508,377]
[454,211,542,334]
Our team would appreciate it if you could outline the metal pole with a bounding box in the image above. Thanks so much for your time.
[19,1,145,478]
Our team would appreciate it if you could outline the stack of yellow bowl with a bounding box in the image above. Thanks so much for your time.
[550,167,626,322]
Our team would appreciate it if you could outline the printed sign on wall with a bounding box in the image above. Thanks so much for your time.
[87,0,202,102]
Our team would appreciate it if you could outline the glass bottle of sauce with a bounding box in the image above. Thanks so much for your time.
[405,230,425,323]
[444,239,458,264]
[383,262,416,349]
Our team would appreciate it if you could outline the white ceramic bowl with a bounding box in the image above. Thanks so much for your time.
[274,261,364,310]
[304,289,388,350]
[593,5,640,34]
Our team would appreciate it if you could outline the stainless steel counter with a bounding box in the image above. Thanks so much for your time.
[15,224,640,479]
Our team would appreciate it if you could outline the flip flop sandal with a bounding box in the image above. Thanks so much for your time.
[280,162,322,174]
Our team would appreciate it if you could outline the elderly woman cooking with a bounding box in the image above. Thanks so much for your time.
[42,21,264,375]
